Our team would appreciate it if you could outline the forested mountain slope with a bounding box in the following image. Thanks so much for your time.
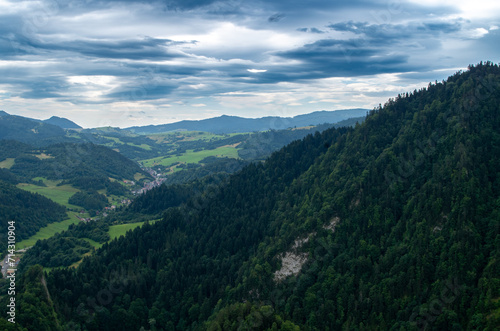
[0,112,77,146]
[0,181,67,254]
[13,62,500,330]
[0,141,149,189]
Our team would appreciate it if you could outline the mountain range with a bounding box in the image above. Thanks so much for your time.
[0,110,82,129]
[0,109,367,146]
[0,111,80,146]
[127,109,369,134]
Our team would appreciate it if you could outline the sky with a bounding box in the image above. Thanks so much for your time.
[0,0,499,128]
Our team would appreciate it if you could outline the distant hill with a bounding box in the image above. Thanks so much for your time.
[43,116,81,129]
[0,140,150,184]
[127,109,368,134]
[0,111,69,145]
[0,111,83,146]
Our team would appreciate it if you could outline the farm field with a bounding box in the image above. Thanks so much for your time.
[102,135,152,150]
[17,179,81,209]
[147,131,233,143]
[108,220,159,241]
[18,217,158,270]
[16,213,81,250]
[0,158,15,169]
[140,145,241,167]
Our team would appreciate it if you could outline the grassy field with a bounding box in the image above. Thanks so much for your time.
[147,131,241,143]
[108,220,158,240]
[19,216,159,272]
[17,179,80,209]
[141,146,240,167]
[134,172,147,181]
[102,135,152,150]
[128,142,152,150]
[82,238,102,249]
[34,153,54,159]
[52,221,159,270]
[16,213,81,250]
[0,158,15,169]
[18,217,156,258]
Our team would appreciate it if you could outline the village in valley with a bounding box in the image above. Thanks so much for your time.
[131,167,167,195]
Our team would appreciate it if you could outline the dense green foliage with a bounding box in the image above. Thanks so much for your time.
[19,236,92,270]
[42,125,340,330]
[0,181,66,253]
[129,171,238,216]
[159,158,248,186]
[0,168,20,185]
[68,191,109,215]
[15,265,62,330]
[238,118,363,160]
[0,140,31,161]
[206,303,300,330]
[65,176,128,195]
[11,63,500,330]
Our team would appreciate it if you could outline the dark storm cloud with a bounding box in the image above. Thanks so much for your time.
[297,28,326,34]
[263,18,469,82]
[263,0,382,12]
[231,53,414,85]
[56,38,189,60]
[0,15,43,57]
[270,37,416,81]
[7,75,69,100]
[268,13,285,22]
[163,0,222,10]
[103,84,178,101]
[328,20,463,39]
[3,31,189,61]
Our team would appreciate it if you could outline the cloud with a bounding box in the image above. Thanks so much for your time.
[0,0,497,127]
[5,33,190,61]
[272,38,414,80]
[297,27,325,34]
[268,13,285,22]
[103,84,178,102]
[59,37,189,60]
[328,20,463,39]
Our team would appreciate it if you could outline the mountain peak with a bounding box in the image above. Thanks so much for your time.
[43,116,82,129]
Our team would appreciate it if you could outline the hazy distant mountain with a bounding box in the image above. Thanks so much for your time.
[127,109,369,134]
[0,111,83,145]
[0,111,68,145]
[0,110,81,129]
[43,115,82,129]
